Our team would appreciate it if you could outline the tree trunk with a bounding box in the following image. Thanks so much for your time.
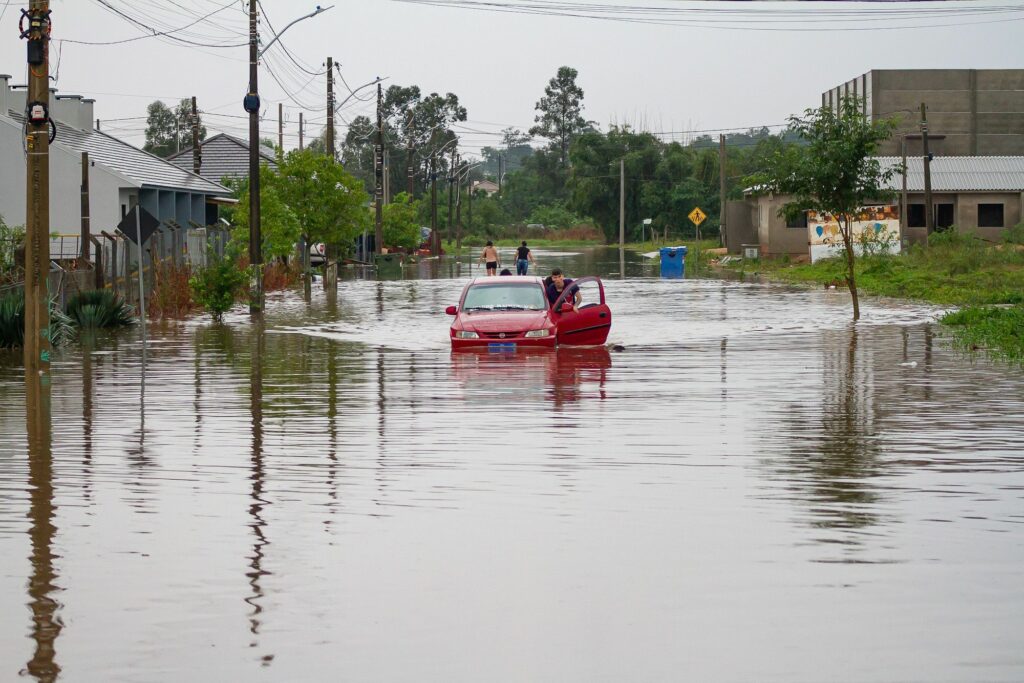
[840,215,860,322]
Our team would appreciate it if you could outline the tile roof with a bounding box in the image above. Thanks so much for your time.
[3,111,230,196]
[877,156,1024,192]
[168,133,277,183]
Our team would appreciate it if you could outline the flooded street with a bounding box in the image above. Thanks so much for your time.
[2,247,1023,681]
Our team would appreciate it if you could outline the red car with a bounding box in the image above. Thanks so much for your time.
[446,275,612,350]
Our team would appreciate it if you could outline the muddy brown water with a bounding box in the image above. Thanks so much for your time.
[2,247,1023,682]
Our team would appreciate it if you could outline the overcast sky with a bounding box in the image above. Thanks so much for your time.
[1,0,1021,157]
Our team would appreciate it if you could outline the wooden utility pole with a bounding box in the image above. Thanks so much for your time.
[326,57,335,159]
[618,158,625,247]
[464,170,471,252]
[406,110,415,196]
[455,161,463,251]
[191,97,201,175]
[277,102,284,155]
[24,0,52,377]
[80,152,90,262]
[430,156,439,256]
[447,152,456,246]
[920,102,934,235]
[247,0,262,313]
[374,82,384,254]
[298,112,304,150]
[719,134,727,248]
[497,155,503,195]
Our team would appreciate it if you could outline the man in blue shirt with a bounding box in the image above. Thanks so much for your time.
[546,268,580,310]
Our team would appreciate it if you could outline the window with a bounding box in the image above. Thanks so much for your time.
[935,204,955,230]
[463,283,547,311]
[786,212,808,229]
[978,203,1004,228]
[908,204,926,228]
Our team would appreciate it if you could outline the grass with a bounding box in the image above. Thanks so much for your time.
[941,305,1024,364]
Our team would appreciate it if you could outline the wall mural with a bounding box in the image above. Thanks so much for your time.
[807,205,901,263]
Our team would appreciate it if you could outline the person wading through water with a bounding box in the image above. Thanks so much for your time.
[515,241,536,275]
[479,241,500,276]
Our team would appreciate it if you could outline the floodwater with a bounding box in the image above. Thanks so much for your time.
[1,247,1023,682]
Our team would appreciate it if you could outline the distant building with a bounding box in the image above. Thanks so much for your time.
[823,69,1024,156]
[472,179,499,196]
[168,132,277,183]
[0,74,230,258]
[727,156,1024,257]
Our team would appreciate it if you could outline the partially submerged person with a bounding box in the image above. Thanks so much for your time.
[515,241,536,275]
[499,268,513,276]
[479,241,500,276]
[546,268,581,310]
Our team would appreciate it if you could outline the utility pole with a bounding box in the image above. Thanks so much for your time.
[901,134,908,238]
[719,134,727,248]
[497,155,503,195]
[246,0,262,314]
[191,96,201,175]
[447,152,456,246]
[618,158,625,248]
[920,102,934,236]
[430,156,439,256]
[406,110,415,196]
[464,169,471,253]
[80,152,90,262]
[298,112,304,150]
[455,161,463,251]
[374,82,384,254]
[326,57,335,160]
[278,102,283,155]
[24,0,52,378]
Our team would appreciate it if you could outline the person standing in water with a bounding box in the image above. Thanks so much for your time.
[479,241,500,276]
[515,241,536,275]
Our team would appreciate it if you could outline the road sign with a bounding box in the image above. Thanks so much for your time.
[117,205,160,246]
[688,207,707,226]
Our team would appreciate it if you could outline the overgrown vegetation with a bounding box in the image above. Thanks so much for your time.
[65,290,135,329]
[148,258,196,319]
[0,289,74,350]
[941,305,1024,364]
[189,250,249,321]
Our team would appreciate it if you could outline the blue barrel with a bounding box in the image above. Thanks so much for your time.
[659,246,687,278]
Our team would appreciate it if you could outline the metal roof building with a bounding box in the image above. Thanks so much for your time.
[877,156,1024,192]
[168,133,277,183]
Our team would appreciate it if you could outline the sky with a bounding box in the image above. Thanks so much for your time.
[0,0,1022,159]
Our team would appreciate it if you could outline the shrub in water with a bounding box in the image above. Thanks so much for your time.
[0,289,74,349]
[189,250,249,320]
[65,290,135,329]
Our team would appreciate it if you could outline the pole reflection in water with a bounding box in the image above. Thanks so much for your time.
[618,247,625,280]
[246,320,273,667]
[23,377,62,682]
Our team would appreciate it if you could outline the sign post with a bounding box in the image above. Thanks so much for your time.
[117,206,159,342]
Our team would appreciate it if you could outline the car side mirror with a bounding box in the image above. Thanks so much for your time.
[445,305,458,315]
[560,302,574,313]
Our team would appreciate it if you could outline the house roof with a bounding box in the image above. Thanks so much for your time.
[2,111,230,196]
[878,156,1024,192]
[168,133,277,182]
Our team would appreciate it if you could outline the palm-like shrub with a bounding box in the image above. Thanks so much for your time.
[65,290,136,329]
[0,289,75,349]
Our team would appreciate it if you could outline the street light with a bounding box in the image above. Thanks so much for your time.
[245,2,332,315]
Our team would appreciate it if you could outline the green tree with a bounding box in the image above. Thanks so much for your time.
[144,99,206,158]
[227,168,301,261]
[530,66,589,167]
[382,192,421,250]
[750,97,898,321]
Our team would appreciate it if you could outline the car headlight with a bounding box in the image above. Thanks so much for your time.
[455,330,479,339]
[524,329,550,338]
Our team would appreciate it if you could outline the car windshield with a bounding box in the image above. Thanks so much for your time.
[462,283,547,311]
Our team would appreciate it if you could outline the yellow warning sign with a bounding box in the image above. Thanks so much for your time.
[688,207,707,226]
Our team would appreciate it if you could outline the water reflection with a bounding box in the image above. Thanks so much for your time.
[246,320,273,666]
[23,378,61,682]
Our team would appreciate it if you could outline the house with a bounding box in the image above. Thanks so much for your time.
[726,156,1024,257]
[0,74,231,259]
[168,132,277,183]
[472,179,499,196]
[823,69,1024,156]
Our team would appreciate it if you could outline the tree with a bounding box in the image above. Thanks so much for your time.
[226,168,301,261]
[143,99,206,158]
[530,66,589,167]
[382,192,421,250]
[751,97,898,321]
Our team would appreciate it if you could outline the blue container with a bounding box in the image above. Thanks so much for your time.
[659,246,688,278]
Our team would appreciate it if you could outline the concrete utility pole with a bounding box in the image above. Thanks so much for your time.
[497,155,503,195]
[191,96,201,175]
[464,171,471,253]
[246,0,262,313]
[24,0,52,378]
[455,161,463,250]
[618,158,625,248]
[920,102,934,235]
[80,152,90,262]
[298,112,304,150]
[430,157,439,256]
[374,82,384,254]
[447,152,457,246]
[278,102,284,154]
[901,135,908,238]
[326,57,335,159]
[719,134,727,248]
[406,110,415,196]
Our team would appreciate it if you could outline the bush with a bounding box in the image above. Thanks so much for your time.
[189,250,249,320]
[0,289,74,349]
[148,258,196,319]
[65,290,135,329]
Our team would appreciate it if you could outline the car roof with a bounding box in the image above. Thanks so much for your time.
[468,276,544,285]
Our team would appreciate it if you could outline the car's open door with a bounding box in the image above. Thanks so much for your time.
[552,276,612,346]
